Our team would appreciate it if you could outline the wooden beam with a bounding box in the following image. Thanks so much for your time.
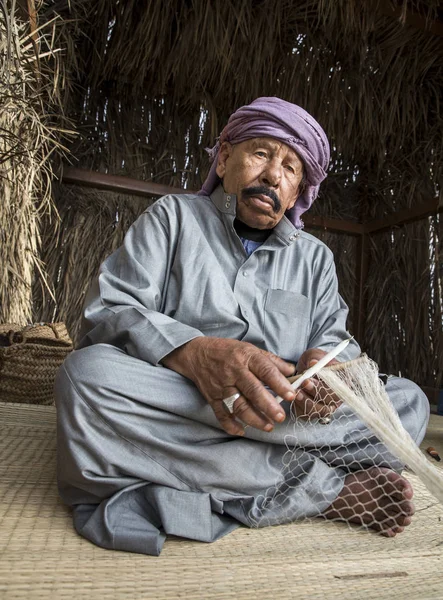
[376,1,443,38]
[62,168,442,236]
[364,196,442,234]
[303,215,364,235]
[62,167,190,198]
[61,167,365,234]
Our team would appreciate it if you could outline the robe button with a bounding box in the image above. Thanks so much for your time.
[243,271,248,277]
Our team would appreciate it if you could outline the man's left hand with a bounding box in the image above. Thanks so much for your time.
[291,348,342,419]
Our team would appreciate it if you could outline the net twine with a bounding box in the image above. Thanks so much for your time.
[251,354,443,530]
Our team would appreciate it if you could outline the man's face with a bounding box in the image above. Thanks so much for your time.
[215,137,304,229]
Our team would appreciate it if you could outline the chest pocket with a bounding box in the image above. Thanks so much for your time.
[264,289,310,361]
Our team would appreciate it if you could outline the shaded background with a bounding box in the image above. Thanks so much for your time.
[1,0,442,392]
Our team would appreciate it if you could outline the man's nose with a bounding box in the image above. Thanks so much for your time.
[260,160,281,187]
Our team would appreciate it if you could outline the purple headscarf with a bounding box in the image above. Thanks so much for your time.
[198,97,330,228]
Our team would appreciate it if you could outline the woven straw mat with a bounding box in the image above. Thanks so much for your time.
[0,402,442,600]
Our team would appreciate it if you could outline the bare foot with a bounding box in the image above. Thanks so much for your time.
[322,467,415,537]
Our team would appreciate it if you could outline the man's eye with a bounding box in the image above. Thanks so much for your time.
[285,165,295,173]
[255,151,267,158]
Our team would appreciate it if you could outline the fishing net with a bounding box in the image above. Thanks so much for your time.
[249,354,443,532]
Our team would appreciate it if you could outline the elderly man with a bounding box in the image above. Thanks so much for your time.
[56,97,429,556]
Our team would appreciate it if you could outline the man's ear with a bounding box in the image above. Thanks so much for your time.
[215,142,233,178]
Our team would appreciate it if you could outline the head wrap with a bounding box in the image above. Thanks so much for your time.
[198,97,330,228]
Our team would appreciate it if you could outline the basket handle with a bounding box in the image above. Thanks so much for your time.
[8,330,25,345]
[6,323,63,345]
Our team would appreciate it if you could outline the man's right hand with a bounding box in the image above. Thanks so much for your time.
[162,337,296,436]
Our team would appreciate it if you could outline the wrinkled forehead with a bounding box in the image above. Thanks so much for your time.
[234,137,304,166]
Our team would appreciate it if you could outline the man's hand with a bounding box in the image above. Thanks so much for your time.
[162,337,296,436]
[292,348,342,419]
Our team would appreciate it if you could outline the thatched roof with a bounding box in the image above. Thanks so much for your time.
[41,0,442,216]
[1,0,443,389]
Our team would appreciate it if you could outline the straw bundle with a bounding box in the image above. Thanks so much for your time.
[0,1,72,325]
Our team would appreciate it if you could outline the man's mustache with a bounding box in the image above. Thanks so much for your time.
[242,186,281,213]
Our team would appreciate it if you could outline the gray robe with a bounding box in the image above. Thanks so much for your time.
[55,186,429,555]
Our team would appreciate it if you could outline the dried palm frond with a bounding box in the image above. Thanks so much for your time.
[0,0,74,324]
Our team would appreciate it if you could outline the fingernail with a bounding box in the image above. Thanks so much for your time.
[304,380,314,392]
[264,423,273,432]
[275,411,285,422]
[296,391,304,401]
[284,390,295,401]
[309,360,318,367]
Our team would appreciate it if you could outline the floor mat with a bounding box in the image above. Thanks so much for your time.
[1,402,442,600]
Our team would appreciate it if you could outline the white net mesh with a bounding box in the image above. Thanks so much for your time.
[250,354,443,534]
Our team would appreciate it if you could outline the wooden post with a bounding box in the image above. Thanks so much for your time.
[353,232,370,343]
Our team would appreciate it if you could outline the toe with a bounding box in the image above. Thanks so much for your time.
[382,470,414,497]
[381,528,397,538]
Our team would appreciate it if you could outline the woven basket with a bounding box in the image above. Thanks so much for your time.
[0,323,73,405]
